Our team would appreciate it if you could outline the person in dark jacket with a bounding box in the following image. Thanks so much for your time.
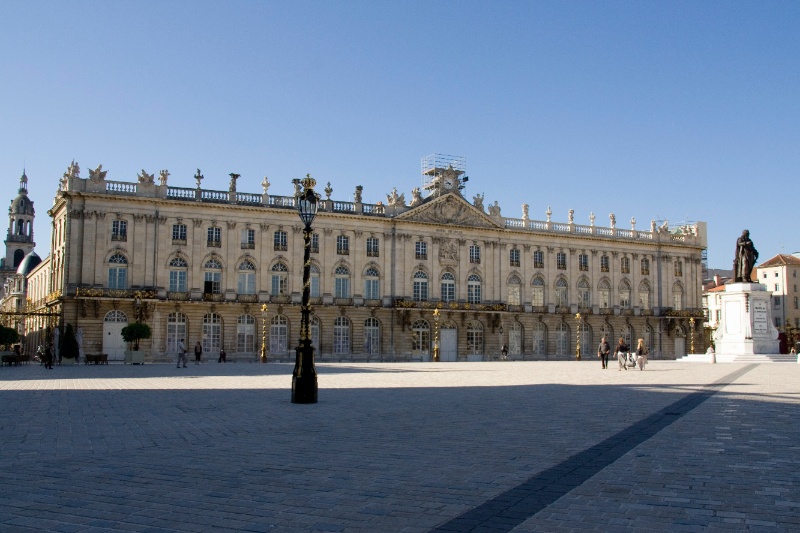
[194,342,203,365]
[614,337,630,371]
[597,337,611,369]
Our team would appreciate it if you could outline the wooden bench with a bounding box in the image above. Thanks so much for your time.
[84,353,109,365]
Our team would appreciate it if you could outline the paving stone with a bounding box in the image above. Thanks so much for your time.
[1,361,799,532]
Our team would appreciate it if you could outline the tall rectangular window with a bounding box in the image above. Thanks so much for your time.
[337,235,349,255]
[416,241,427,260]
[111,220,127,241]
[207,227,221,247]
[366,237,379,257]
[509,248,520,267]
[273,230,287,251]
[469,245,481,264]
[169,271,187,292]
[241,228,255,249]
[556,252,567,270]
[533,250,544,269]
[310,233,319,253]
[578,254,589,271]
[600,255,610,272]
[621,257,630,274]
[172,223,187,242]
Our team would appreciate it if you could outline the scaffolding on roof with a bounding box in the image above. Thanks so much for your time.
[421,154,465,193]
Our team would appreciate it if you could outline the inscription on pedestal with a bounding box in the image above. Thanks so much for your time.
[753,300,768,335]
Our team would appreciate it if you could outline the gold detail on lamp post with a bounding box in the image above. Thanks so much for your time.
[689,317,695,354]
[575,313,582,360]
[260,303,268,363]
[432,308,440,362]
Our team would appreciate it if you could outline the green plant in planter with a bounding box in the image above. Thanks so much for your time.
[121,322,152,351]
[61,324,80,360]
[0,325,20,350]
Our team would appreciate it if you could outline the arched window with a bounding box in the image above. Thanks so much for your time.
[673,283,684,311]
[598,279,611,309]
[364,317,380,355]
[441,272,456,302]
[166,312,187,353]
[532,277,545,307]
[334,266,351,299]
[641,257,650,275]
[310,265,320,298]
[238,260,256,295]
[621,256,630,274]
[105,310,128,322]
[237,314,256,353]
[507,275,521,306]
[364,267,380,301]
[601,323,613,344]
[556,323,570,355]
[269,315,287,354]
[533,322,546,354]
[271,262,288,296]
[621,324,632,348]
[333,316,350,355]
[413,270,428,301]
[108,253,128,289]
[311,315,320,352]
[203,258,222,294]
[577,278,591,308]
[579,322,592,357]
[638,281,651,309]
[619,280,631,309]
[169,257,188,293]
[467,274,482,304]
[13,249,24,268]
[508,321,523,355]
[411,319,430,354]
[555,278,568,307]
[202,313,222,353]
[641,324,653,354]
[466,320,483,355]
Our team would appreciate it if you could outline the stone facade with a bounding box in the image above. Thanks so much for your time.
[17,160,707,361]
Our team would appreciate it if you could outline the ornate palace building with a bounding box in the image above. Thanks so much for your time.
[9,155,707,361]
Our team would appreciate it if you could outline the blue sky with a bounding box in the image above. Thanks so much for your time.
[2,1,798,269]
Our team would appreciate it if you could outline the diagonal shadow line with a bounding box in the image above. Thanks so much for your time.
[429,364,758,533]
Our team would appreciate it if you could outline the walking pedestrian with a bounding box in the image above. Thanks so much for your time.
[614,337,629,370]
[635,338,648,370]
[177,339,188,368]
[597,336,610,369]
[218,348,227,363]
[194,341,202,365]
[43,345,53,369]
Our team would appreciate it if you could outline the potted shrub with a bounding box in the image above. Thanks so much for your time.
[122,323,151,364]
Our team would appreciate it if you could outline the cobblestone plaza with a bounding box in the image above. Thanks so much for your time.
[1,360,798,532]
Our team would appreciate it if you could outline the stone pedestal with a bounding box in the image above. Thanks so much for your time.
[714,283,779,356]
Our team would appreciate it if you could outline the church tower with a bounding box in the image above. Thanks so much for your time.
[3,170,36,270]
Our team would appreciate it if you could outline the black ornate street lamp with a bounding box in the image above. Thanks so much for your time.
[260,303,268,363]
[292,175,319,404]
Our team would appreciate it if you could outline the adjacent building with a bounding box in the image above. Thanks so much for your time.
[5,156,708,361]
[755,253,800,332]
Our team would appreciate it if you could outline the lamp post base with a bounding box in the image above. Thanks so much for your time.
[291,375,318,404]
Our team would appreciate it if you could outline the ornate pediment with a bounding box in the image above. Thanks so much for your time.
[397,194,501,228]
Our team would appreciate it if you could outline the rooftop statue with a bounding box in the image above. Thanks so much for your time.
[138,169,155,185]
[88,164,107,182]
[733,229,758,283]
[159,169,170,186]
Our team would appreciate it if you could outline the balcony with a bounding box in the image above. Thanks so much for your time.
[207,240,221,248]
[274,244,287,252]
[241,242,255,249]
[203,293,224,302]
[367,250,379,257]
[237,294,258,303]
[337,248,349,255]
[167,291,190,301]
[111,234,127,242]
[172,238,187,246]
